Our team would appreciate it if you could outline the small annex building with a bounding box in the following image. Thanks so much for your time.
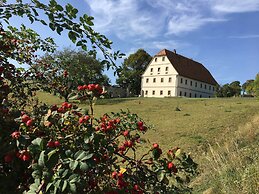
[141,49,218,98]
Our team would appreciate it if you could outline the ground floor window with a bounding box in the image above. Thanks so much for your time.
[195,93,197,98]
[152,90,155,95]
[160,90,163,95]
[180,91,182,96]
[189,93,192,97]
[145,90,148,95]
[168,90,171,95]
[200,94,202,98]
[184,92,187,97]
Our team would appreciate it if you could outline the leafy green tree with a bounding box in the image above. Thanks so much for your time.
[229,81,241,97]
[254,73,259,97]
[38,49,110,101]
[242,79,254,95]
[117,49,152,96]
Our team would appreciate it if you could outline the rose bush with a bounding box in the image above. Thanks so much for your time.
[0,1,197,193]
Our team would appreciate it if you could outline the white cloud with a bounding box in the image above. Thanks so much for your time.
[84,0,259,40]
[211,0,259,13]
[229,34,259,38]
[167,14,225,35]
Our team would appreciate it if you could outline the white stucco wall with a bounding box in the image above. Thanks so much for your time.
[141,56,178,97]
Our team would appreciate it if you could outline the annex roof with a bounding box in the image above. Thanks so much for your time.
[155,49,218,85]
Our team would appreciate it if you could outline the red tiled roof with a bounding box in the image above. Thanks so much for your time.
[155,49,218,85]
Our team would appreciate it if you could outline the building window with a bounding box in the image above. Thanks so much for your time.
[150,68,153,72]
[180,91,182,96]
[155,58,157,62]
[153,78,156,83]
[161,78,164,83]
[180,78,183,83]
[168,90,171,95]
[160,90,163,95]
[200,83,202,88]
[152,91,155,95]
[195,82,197,87]
[209,96,211,98]
[189,93,192,98]
[158,67,160,73]
[200,94,202,98]
[162,57,165,61]
[209,85,211,90]
[165,66,168,71]
[205,84,207,89]
[169,77,172,82]
[145,91,148,95]
[184,92,187,97]
[190,81,193,86]
[213,87,215,91]
[195,93,197,98]
[146,78,149,83]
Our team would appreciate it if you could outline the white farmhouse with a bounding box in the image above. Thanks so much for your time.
[141,49,218,98]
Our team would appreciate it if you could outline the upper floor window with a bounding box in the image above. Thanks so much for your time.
[155,58,157,62]
[158,67,161,72]
[213,87,215,91]
[169,77,172,82]
[146,78,149,83]
[185,79,188,85]
[165,67,168,71]
[195,82,197,87]
[205,84,207,89]
[153,78,156,83]
[200,83,202,88]
[160,90,163,95]
[150,68,153,72]
[180,78,183,83]
[162,57,165,61]
[161,78,164,83]
[190,81,193,86]
[209,85,211,90]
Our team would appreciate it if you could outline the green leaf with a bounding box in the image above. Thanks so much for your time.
[69,160,79,171]
[79,162,89,171]
[38,151,46,167]
[32,137,43,146]
[46,149,59,169]
[69,183,76,193]
[157,170,165,182]
[49,22,55,31]
[68,31,77,43]
[74,150,93,161]
[62,180,68,192]
[57,26,63,35]
[32,170,42,179]
[54,179,61,188]
[56,5,64,11]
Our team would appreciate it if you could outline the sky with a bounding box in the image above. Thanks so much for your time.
[6,0,259,85]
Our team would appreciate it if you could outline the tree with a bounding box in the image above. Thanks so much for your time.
[117,49,152,96]
[38,48,110,101]
[254,73,259,97]
[229,81,241,97]
[242,79,254,95]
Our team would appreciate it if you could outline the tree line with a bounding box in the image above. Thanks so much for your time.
[216,74,259,97]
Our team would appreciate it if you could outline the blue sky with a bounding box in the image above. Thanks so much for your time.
[7,0,259,85]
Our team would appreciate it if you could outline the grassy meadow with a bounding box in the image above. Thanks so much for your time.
[37,91,259,193]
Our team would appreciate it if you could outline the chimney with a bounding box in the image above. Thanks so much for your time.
[173,49,176,54]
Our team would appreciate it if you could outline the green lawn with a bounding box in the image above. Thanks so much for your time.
[37,92,259,193]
